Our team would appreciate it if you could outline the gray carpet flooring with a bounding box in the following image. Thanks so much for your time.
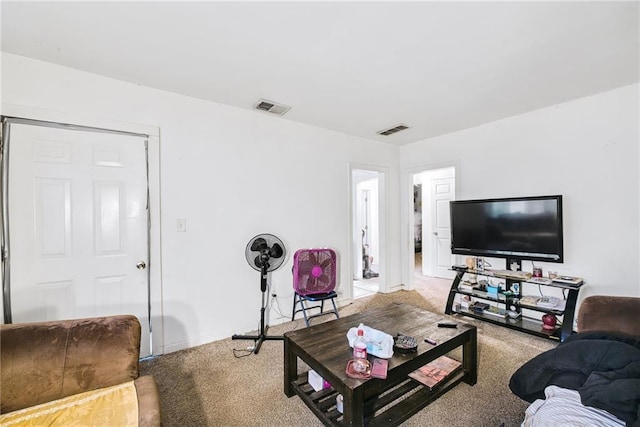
[140,277,555,426]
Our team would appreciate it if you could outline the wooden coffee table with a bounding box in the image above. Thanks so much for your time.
[284,303,477,426]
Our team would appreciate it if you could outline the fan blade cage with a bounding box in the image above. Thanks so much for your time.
[245,233,287,272]
[293,248,337,295]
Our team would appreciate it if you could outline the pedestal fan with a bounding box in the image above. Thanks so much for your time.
[232,233,286,354]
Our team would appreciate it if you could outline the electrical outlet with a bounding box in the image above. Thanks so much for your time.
[176,218,187,232]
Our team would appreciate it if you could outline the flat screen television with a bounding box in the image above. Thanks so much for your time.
[449,195,563,263]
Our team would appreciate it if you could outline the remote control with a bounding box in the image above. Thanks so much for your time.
[437,322,458,328]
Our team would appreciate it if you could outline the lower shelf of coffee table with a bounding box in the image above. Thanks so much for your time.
[291,370,466,427]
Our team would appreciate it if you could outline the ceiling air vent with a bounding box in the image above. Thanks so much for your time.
[377,123,410,136]
[254,98,291,116]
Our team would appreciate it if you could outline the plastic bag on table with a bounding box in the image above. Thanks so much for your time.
[346,323,394,359]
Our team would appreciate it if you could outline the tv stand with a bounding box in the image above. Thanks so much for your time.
[444,263,583,342]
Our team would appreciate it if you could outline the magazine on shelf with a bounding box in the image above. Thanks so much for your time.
[458,281,479,292]
[483,306,509,319]
[518,295,541,307]
[537,297,566,311]
[536,296,559,308]
[552,276,583,286]
[409,356,463,390]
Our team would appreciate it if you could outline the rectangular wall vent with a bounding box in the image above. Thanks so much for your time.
[377,123,410,136]
[254,98,291,116]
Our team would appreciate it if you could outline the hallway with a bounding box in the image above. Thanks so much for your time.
[352,252,451,300]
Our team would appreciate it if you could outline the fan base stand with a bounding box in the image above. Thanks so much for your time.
[232,298,283,355]
[234,260,284,355]
[232,328,283,354]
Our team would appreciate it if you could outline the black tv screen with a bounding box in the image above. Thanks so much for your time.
[450,195,563,263]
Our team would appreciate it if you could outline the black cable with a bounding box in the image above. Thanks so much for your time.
[270,294,300,333]
[270,294,287,319]
[232,347,254,358]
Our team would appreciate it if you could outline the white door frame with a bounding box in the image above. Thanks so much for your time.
[348,163,388,300]
[0,103,163,355]
[401,161,460,289]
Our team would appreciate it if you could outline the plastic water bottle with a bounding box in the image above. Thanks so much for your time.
[353,329,368,373]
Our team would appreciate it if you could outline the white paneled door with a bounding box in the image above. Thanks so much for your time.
[431,175,455,278]
[421,167,455,279]
[6,122,151,356]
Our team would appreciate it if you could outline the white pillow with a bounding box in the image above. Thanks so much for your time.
[522,385,625,427]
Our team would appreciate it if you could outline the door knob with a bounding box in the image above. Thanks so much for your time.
[433,232,438,236]
[136,261,147,270]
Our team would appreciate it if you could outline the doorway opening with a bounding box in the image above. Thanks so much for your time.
[351,168,383,300]
[412,167,456,282]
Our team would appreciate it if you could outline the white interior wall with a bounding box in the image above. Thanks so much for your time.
[1,53,402,353]
[400,83,640,301]
[2,52,638,352]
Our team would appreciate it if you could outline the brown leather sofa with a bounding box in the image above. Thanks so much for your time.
[1,315,161,426]
[577,294,640,336]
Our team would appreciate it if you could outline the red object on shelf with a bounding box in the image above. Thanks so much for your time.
[542,313,558,330]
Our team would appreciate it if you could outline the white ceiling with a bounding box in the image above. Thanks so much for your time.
[1,1,638,146]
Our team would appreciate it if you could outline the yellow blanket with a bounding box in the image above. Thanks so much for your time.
[0,381,139,427]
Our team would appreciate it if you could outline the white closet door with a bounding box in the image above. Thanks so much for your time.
[7,123,151,356]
